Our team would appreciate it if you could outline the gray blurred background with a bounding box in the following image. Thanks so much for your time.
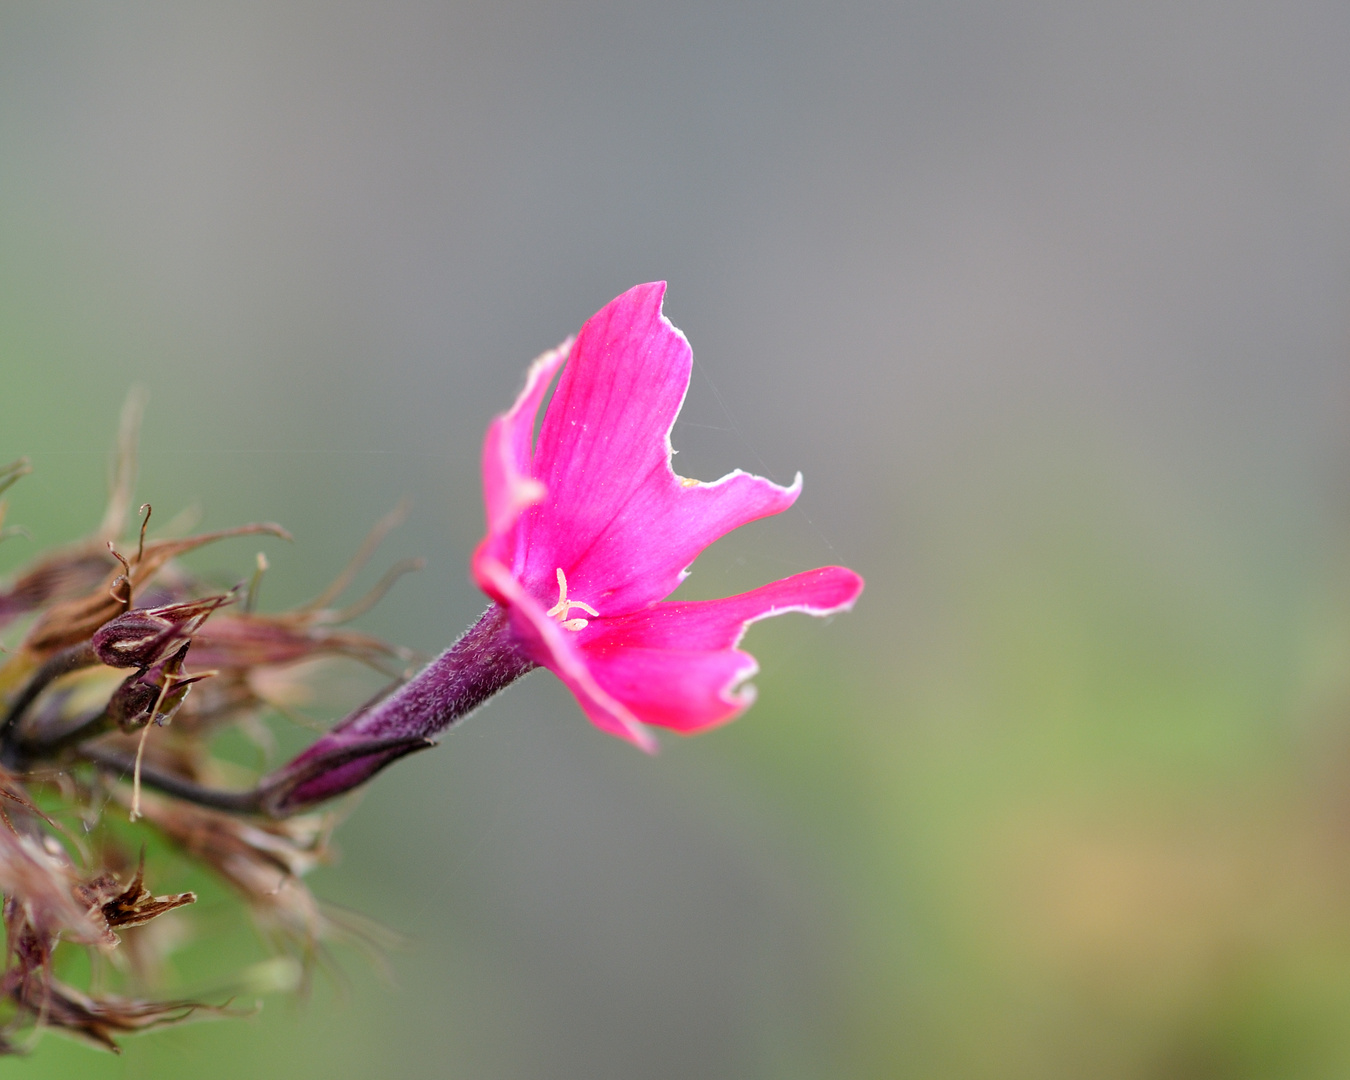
[2,2,1350,1077]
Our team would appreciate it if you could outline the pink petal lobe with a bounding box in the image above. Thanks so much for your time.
[519,282,800,612]
[479,341,570,573]
[576,566,864,733]
[552,467,801,617]
[575,645,759,733]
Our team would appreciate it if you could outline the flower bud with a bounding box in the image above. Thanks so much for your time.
[91,596,229,670]
[105,642,209,734]
[104,670,164,733]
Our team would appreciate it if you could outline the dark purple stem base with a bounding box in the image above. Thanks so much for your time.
[260,604,535,815]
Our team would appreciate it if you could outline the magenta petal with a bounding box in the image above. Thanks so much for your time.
[547,467,801,617]
[587,566,864,652]
[479,341,569,575]
[518,282,799,614]
[574,645,758,732]
[577,566,864,732]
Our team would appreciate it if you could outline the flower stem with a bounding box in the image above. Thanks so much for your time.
[0,642,98,766]
[257,604,535,815]
[63,606,532,818]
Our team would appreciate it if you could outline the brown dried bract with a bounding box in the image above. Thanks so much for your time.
[75,854,196,936]
[0,401,415,1054]
[124,789,335,948]
[24,524,292,657]
[1,961,218,1054]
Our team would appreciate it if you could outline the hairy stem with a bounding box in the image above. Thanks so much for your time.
[258,604,535,815]
[68,605,535,818]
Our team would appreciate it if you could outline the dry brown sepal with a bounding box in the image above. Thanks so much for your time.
[3,981,210,1054]
[23,523,292,658]
[0,922,224,1056]
[0,549,118,635]
[75,853,196,937]
[0,769,213,1053]
[123,787,338,949]
[0,399,416,1053]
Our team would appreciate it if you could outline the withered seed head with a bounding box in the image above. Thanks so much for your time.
[91,594,231,670]
[0,406,417,1053]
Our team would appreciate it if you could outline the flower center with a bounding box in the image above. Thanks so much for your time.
[545,568,599,631]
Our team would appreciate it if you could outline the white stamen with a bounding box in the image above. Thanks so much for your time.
[546,568,599,630]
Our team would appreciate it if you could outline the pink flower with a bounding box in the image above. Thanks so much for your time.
[471,281,863,750]
[261,282,862,813]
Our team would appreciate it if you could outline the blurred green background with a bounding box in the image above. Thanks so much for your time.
[2,2,1350,1077]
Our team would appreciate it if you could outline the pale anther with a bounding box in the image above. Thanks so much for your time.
[546,568,599,631]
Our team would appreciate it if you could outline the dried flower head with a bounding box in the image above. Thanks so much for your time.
[0,401,417,1052]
